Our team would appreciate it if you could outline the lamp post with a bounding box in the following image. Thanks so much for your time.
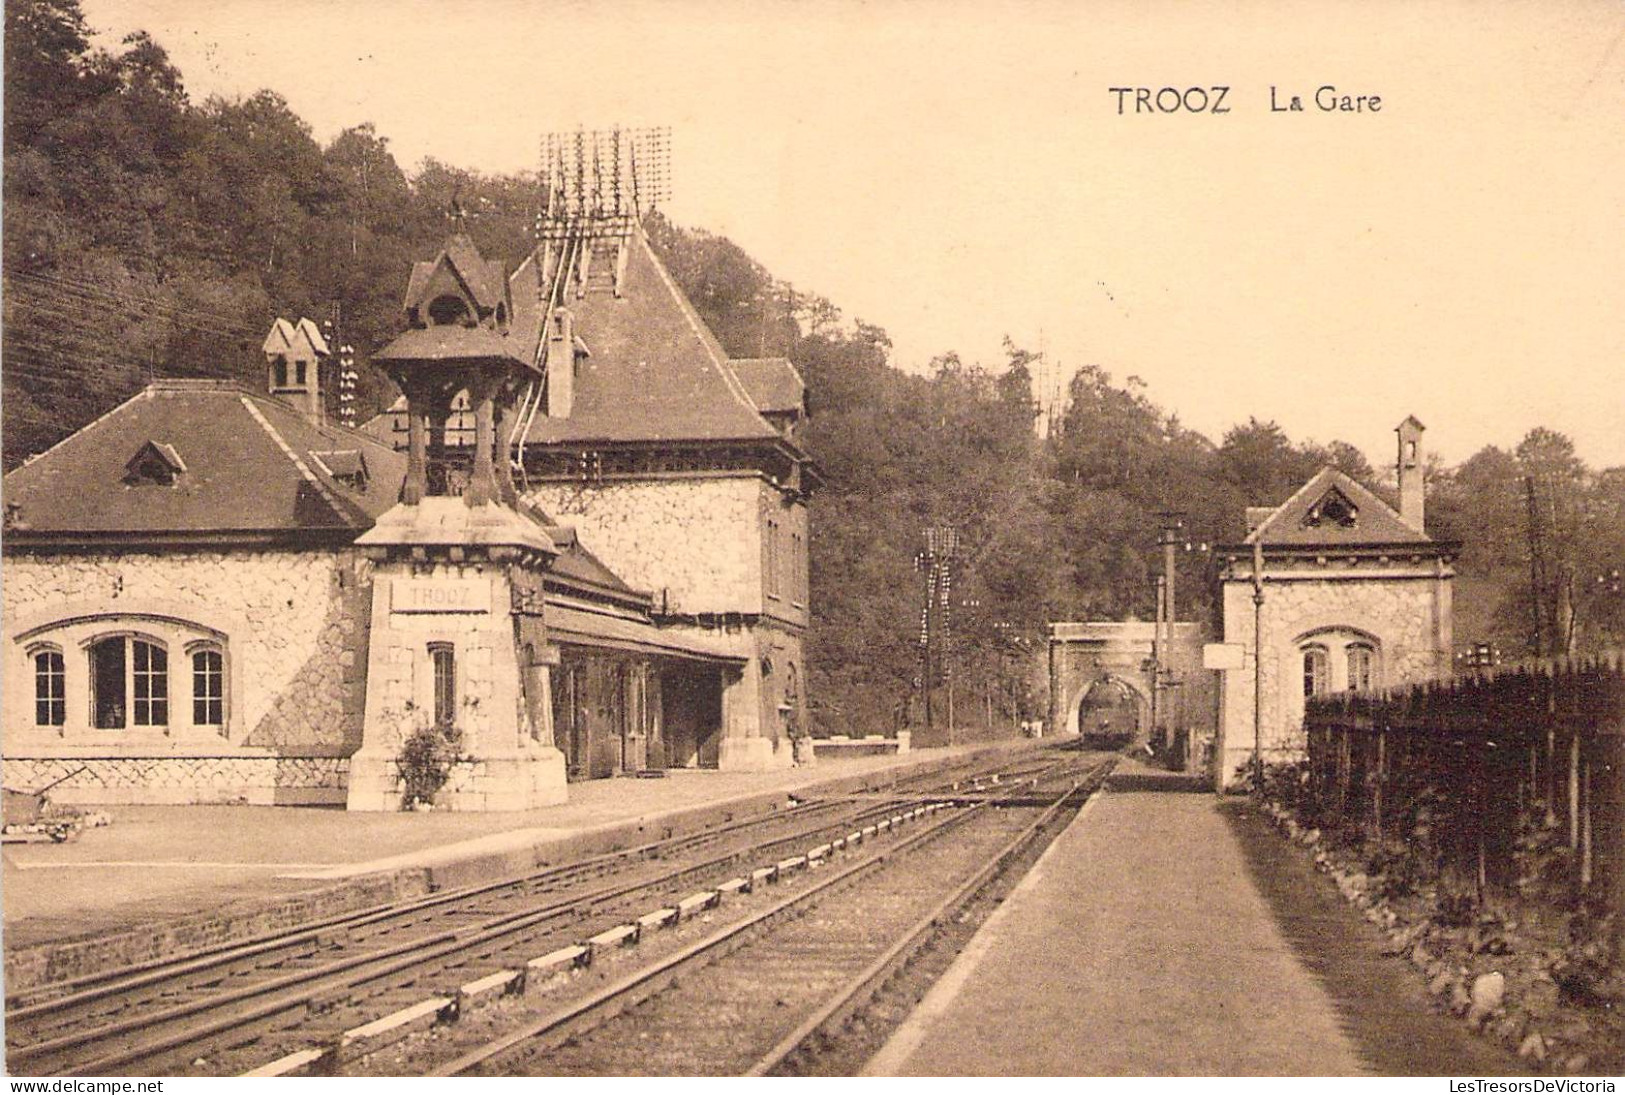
[1252,538,1266,792]
[1155,512,1184,765]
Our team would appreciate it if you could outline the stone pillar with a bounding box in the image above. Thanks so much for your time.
[467,371,499,508]
[349,502,567,811]
[404,400,428,505]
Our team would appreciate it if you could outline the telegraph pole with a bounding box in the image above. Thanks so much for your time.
[916,527,959,745]
[1525,476,1547,657]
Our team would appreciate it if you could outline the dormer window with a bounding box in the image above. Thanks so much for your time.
[311,450,369,492]
[428,295,471,326]
[124,441,186,487]
[1303,487,1358,529]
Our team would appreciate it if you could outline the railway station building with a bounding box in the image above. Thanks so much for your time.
[1,223,814,809]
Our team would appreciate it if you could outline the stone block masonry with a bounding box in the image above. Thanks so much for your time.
[529,477,767,616]
[3,548,373,804]
[1218,564,1451,788]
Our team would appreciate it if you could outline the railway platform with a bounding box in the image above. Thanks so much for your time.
[2,741,1022,992]
[866,758,1526,1077]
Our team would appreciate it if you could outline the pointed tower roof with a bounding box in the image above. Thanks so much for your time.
[513,232,781,445]
[261,317,297,355]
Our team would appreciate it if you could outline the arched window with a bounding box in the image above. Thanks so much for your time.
[430,643,456,728]
[132,639,167,726]
[191,645,225,726]
[32,646,65,727]
[1301,645,1329,698]
[1346,643,1377,692]
[89,635,167,729]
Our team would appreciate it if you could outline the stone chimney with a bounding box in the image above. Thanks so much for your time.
[545,306,575,418]
[1396,415,1426,532]
[263,317,328,426]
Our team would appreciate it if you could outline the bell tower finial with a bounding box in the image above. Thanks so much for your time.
[449,186,467,234]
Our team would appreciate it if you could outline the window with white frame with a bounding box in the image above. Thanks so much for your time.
[89,634,168,729]
[32,645,65,727]
[1346,642,1377,692]
[190,644,225,726]
[1301,645,1330,698]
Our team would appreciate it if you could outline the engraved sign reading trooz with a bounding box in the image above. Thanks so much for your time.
[390,577,492,614]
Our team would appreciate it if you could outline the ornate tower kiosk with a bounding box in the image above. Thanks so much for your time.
[347,231,568,810]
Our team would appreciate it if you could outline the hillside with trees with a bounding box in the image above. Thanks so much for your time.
[6,0,1622,737]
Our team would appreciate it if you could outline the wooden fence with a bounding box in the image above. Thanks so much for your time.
[1303,652,1625,917]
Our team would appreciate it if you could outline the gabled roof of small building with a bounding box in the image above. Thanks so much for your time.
[730,357,805,416]
[2,380,407,541]
[513,232,783,446]
[1244,466,1431,548]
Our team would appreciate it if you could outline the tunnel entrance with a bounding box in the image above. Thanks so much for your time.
[1076,676,1147,749]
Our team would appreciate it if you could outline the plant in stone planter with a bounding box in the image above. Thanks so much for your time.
[394,701,471,810]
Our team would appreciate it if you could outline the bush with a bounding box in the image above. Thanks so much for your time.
[398,721,465,809]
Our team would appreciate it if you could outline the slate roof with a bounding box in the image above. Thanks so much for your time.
[1244,466,1432,548]
[514,233,782,446]
[729,357,805,416]
[2,380,407,540]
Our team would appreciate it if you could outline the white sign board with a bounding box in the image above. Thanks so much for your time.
[1203,642,1246,671]
[391,577,491,614]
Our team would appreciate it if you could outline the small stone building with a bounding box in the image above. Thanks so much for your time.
[1213,417,1457,788]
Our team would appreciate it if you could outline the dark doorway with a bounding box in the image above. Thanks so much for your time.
[661,666,722,769]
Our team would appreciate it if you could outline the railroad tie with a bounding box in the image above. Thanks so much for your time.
[331,995,457,1065]
[676,890,720,918]
[587,923,640,954]
[524,945,590,995]
[241,1047,326,1078]
[459,968,523,1006]
[637,908,678,932]
[718,876,752,896]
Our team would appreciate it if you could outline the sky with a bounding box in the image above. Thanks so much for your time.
[79,0,1625,471]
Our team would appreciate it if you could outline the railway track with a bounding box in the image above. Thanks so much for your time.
[4,746,1081,1077]
[387,754,1114,1077]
